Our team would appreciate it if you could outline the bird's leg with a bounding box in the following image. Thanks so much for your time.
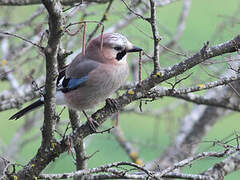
[82,110,114,134]
[83,98,119,133]
[82,110,99,133]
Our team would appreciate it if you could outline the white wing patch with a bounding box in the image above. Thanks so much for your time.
[58,76,64,88]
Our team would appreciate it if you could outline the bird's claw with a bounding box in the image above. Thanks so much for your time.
[105,98,119,112]
[87,118,114,134]
[87,117,99,133]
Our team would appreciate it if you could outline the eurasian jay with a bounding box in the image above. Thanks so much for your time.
[9,33,142,128]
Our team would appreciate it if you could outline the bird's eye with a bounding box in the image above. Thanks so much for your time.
[114,46,122,51]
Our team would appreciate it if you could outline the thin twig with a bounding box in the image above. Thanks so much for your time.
[0,31,43,49]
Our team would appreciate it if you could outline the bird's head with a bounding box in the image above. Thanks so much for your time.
[86,33,142,63]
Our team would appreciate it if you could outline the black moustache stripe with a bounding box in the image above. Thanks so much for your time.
[116,50,127,61]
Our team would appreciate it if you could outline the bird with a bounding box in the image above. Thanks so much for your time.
[9,33,142,130]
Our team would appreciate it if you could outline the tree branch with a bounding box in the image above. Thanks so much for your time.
[68,109,87,177]
[37,148,237,179]
[203,152,240,179]
[15,0,64,179]
[149,0,161,72]
[145,61,240,171]
[0,0,110,6]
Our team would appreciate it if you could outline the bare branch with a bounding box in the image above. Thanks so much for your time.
[169,93,240,112]
[38,148,236,179]
[68,109,87,176]
[121,0,148,21]
[149,0,161,72]
[38,160,211,179]
[41,0,63,144]
[0,31,44,49]
[145,61,240,171]
[203,152,240,179]
[15,0,64,179]
[147,74,240,99]
[0,0,110,6]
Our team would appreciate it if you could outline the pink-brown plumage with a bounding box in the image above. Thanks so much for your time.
[9,33,142,120]
[64,62,128,110]
[64,33,131,110]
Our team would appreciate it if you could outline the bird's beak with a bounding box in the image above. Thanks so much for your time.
[126,46,142,53]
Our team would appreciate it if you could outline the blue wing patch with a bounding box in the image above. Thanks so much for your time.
[60,75,88,93]
[68,76,88,89]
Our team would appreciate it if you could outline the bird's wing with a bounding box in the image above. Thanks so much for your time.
[60,57,99,93]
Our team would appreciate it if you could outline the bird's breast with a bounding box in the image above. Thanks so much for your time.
[64,61,129,110]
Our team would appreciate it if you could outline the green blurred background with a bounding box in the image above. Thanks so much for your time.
[0,0,240,179]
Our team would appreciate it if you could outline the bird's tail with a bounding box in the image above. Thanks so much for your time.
[9,99,44,120]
